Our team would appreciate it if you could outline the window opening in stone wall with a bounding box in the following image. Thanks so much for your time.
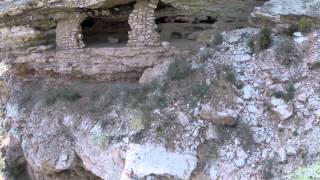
[81,17,130,48]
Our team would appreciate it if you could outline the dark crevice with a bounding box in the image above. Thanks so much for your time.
[199,16,217,24]
[156,1,175,11]
[81,19,96,28]
[156,16,190,24]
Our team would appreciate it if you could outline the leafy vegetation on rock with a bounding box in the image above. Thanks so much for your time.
[247,28,272,53]
[272,84,295,102]
[285,24,299,37]
[276,39,301,66]
[45,88,82,106]
[257,28,273,50]
[167,59,192,80]
[298,17,314,33]
[289,161,320,180]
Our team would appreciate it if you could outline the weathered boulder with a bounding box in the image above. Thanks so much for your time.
[0,26,51,50]
[270,98,294,120]
[200,104,239,126]
[121,143,198,180]
[139,60,172,84]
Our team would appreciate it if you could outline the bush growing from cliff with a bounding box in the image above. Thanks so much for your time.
[247,38,255,53]
[257,28,273,50]
[190,82,210,106]
[248,28,273,53]
[3,159,25,179]
[167,59,192,80]
[215,64,239,86]
[285,24,299,36]
[298,17,313,33]
[262,160,275,179]
[289,161,320,180]
[272,84,295,102]
[192,82,209,98]
[207,33,223,48]
[45,89,82,105]
[276,39,301,66]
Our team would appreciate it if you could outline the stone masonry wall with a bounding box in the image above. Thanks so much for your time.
[56,12,86,49]
[128,0,160,47]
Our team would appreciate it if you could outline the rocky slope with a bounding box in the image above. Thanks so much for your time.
[0,0,320,180]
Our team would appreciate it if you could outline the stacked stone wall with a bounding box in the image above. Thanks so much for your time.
[56,12,86,49]
[128,0,160,47]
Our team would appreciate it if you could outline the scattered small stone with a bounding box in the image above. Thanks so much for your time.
[270,98,294,120]
[177,111,189,126]
[243,85,254,100]
[297,92,310,102]
[261,149,268,160]
[209,163,220,179]
[248,104,258,113]
[252,127,268,144]
[314,109,320,119]
[286,140,298,156]
[215,110,239,126]
[235,148,248,168]
[286,145,297,156]
[293,32,308,44]
[206,125,220,141]
[235,158,246,168]
[277,148,287,163]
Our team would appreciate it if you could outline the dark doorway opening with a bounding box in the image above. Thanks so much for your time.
[81,17,130,47]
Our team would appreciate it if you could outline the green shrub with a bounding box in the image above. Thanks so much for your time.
[247,38,255,53]
[298,17,313,33]
[272,90,287,99]
[143,82,167,109]
[276,39,301,66]
[272,84,295,102]
[289,161,320,180]
[263,160,275,179]
[225,71,237,85]
[192,82,209,98]
[167,59,192,80]
[286,84,295,100]
[209,33,223,47]
[45,89,82,105]
[3,159,25,179]
[285,24,298,36]
[257,28,273,50]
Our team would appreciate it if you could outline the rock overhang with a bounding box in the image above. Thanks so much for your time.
[4,46,186,81]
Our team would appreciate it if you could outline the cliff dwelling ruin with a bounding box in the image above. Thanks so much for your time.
[56,0,160,49]
[53,0,218,50]
[5,0,320,179]
[1,0,244,82]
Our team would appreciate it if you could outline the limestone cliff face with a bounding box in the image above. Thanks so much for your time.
[1,0,320,180]
[251,0,320,27]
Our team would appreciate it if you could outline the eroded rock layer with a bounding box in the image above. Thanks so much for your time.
[1,0,320,180]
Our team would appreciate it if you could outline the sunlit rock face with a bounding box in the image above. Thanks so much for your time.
[250,0,320,26]
[2,0,320,180]
[0,0,265,24]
